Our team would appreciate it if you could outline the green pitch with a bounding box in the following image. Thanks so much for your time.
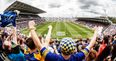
[21,21,94,39]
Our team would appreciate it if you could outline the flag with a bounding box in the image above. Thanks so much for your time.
[0,11,17,27]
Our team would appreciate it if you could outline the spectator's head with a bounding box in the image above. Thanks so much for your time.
[1,32,8,41]
[26,37,36,50]
[113,34,116,40]
[79,38,83,42]
[17,37,24,45]
[49,40,54,45]
[106,56,111,61]
[60,38,76,55]
[86,49,97,61]
[102,35,109,44]
[3,41,12,50]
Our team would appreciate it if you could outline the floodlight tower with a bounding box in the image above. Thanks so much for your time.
[103,8,113,24]
[86,8,113,24]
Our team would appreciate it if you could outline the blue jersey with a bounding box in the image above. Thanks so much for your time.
[40,47,89,61]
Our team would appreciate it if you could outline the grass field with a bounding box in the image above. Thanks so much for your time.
[21,21,94,39]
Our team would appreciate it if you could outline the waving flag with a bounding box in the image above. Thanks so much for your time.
[0,11,17,27]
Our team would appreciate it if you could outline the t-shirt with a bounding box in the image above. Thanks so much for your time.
[112,40,116,44]
[8,50,26,61]
[7,45,26,61]
[25,49,44,61]
[97,43,106,57]
[40,47,89,61]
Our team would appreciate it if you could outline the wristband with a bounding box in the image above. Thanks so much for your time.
[29,27,36,31]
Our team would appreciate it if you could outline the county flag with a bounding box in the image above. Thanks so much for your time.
[0,11,17,27]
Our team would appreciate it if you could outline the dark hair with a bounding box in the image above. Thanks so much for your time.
[17,38,23,45]
[1,32,8,40]
[103,35,109,44]
[79,38,83,41]
[26,37,36,50]
[111,44,116,60]
[95,45,111,61]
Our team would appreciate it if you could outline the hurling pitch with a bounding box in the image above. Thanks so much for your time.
[21,21,94,39]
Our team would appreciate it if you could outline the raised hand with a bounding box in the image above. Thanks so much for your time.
[94,26,103,36]
[48,25,52,30]
[28,21,43,49]
[45,25,53,47]
[28,21,36,30]
[87,26,103,50]
[14,10,20,15]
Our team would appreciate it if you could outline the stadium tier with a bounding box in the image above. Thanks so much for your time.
[104,24,116,35]
[4,1,46,29]
[76,17,110,24]
[5,1,45,14]
[75,17,116,35]
[75,17,109,30]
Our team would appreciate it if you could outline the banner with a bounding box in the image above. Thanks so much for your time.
[0,11,17,27]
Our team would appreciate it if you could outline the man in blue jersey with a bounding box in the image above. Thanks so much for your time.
[28,21,103,61]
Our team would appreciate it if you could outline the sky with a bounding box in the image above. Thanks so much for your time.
[0,0,116,17]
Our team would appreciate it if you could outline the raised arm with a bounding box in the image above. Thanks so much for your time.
[45,25,52,46]
[87,26,103,50]
[28,21,43,50]
[3,34,12,47]
[74,26,103,60]
[12,27,18,45]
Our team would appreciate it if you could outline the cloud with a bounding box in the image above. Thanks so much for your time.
[78,0,116,17]
[0,0,116,17]
[0,0,15,13]
[78,0,100,9]
[112,0,116,1]
[49,3,62,8]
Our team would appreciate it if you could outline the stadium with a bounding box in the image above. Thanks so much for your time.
[0,0,116,61]
[3,1,116,39]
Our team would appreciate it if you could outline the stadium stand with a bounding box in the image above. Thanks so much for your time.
[76,17,110,27]
[104,24,116,35]
[4,1,46,29]
[75,17,116,35]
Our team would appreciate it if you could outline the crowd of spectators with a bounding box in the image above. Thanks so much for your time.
[104,24,116,35]
[75,20,108,29]
[75,20,116,35]
[16,18,45,30]
[0,20,115,61]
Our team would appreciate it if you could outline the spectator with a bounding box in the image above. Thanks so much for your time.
[28,20,103,61]
[2,27,26,61]
[96,35,111,61]
[25,37,44,61]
